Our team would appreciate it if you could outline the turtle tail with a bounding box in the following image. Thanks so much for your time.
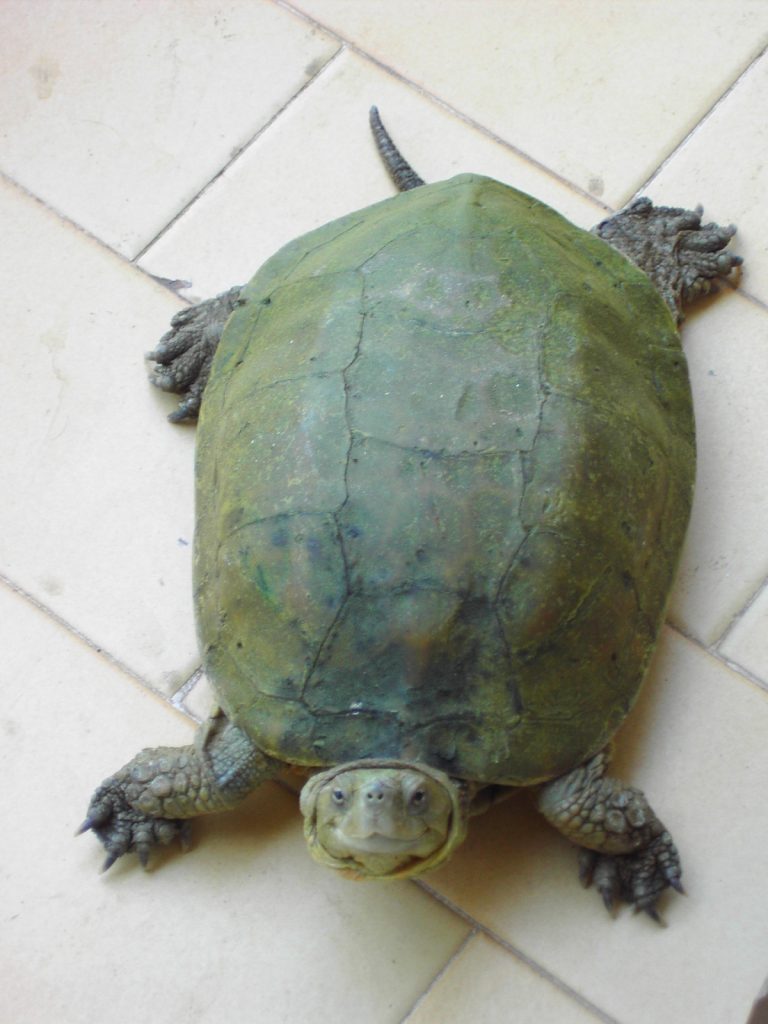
[369,106,425,192]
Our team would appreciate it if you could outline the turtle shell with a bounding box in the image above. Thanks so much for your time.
[194,174,694,786]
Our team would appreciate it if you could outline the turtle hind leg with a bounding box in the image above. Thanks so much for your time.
[79,710,281,870]
[594,198,741,323]
[148,285,244,422]
[537,751,682,923]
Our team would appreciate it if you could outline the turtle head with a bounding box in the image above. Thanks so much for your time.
[299,760,467,879]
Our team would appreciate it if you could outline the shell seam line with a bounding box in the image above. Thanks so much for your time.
[358,433,522,461]
[276,217,369,286]
[336,268,369,587]
[298,271,368,699]
[489,332,551,719]
[237,368,338,396]
[493,320,552,607]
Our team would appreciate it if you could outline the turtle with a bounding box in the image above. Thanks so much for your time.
[81,107,741,920]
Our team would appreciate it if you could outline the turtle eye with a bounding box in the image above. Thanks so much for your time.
[331,787,347,807]
[409,788,428,811]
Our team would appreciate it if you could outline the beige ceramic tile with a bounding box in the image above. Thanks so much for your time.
[290,0,768,205]
[422,629,768,1024]
[0,175,199,692]
[668,291,768,646]
[642,50,768,308]
[0,583,470,1024]
[719,580,768,689]
[137,48,605,302]
[0,0,339,257]
[404,932,603,1024]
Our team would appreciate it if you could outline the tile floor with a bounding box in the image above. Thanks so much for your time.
[1,3,767,1022]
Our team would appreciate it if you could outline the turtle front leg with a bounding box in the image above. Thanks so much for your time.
[537,751,682,922]
[80,710,281,870]
[594,198,741,323]
[148,285,243,422]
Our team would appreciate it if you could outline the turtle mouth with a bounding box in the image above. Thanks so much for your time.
[337,830,429,855]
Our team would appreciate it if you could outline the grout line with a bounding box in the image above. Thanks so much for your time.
[0,167,192,304]
[273,0,614,214]
[714,650,768,696]
[0,569,170,699]
[668,620,768,695]
[169,665,205,714]
[713,574,768,651]
[132,44,347,263]
[0,167,116,252]
[633,40,768,198]
[740,288,768,315]
[412,881,622,1024]
[398,927,478,1023]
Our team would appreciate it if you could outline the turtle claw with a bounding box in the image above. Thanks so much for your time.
[101,851,120,874]
[576,831,682,922]
[641,905,667,927]
[600,888,616,915]
[81,776,188,871]
[76,801,113,835]
[578,847,621,915]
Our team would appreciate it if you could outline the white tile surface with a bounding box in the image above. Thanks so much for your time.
[0,0,340,256]
[0,176,198,692]
[290,0,768,205]
[668,292,768,646]
[0,582,470,1024]
[404,932,602,1024]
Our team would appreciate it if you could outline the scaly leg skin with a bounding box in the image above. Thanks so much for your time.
[594,198,741,323]
[79,710,281,870]
[148,285,243,422]
[537,751,683,923]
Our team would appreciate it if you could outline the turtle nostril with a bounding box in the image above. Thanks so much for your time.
[365,782,387,802]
